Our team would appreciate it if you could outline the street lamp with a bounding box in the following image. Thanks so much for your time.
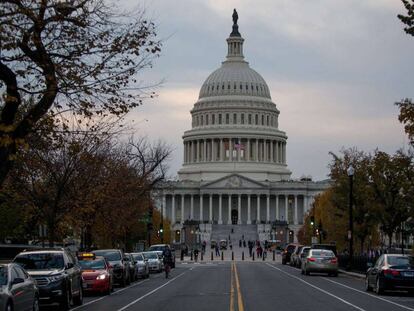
[347,165,354,269]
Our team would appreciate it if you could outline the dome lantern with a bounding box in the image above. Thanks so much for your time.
[226,9,244,62]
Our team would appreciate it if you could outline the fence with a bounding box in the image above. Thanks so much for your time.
[337,254,378,274]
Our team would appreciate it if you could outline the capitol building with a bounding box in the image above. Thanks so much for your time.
[155,11,329,244]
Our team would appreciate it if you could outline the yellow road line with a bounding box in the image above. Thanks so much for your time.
[230,262,235,311]
[233,263,244,311]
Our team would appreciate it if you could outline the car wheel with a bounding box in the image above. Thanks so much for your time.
[33,296,39,311]
[375,277,384,295]
[365,276,372,292]
[305,269,310,276]
[120,276,126,287]
[6,300,13,311]
[59,287,71,311]
[333,272,338,277]
[73,282,83,306]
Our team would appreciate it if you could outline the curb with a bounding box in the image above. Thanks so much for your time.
[339,269,365,279]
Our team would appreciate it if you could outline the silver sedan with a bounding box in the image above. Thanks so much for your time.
[131,253,150,279]
[301,249,338,276]
[0,263,39,311]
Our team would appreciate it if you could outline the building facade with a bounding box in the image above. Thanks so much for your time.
[155,12,330,244]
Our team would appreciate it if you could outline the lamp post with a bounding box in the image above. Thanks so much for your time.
[347,165,354,269]
[160,203,164,243]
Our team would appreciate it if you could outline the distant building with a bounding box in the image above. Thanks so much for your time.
[155,11,330,244]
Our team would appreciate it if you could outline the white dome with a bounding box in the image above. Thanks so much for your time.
[199,61,271,99]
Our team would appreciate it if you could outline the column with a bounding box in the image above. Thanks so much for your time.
[257,195,260,222]
[181,194,185,224]
[190,141,194,163]
[266,194,270,222]
[209,194,213,223]
[304,195,308,213]
[247,138,250,161]
[211,139,215,162]
[190,195,194,219]
[171,195,176,224]
[247,195,251,224]
[220,138,224,161]
[270,140,274,162]
[218,194,223,224]
[264,140,268,162]
[294,195,298,225]
[199,194,203,222]
[162,195,166,220]
[275,141,279,163]
[203,139,207,162]
[237,194,241,224]
[228,195,232,225]
[275,195,279,220]
[255,139,259,162]
[285,195,288,223]
[237,138,241,161]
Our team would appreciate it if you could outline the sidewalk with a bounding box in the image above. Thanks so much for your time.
[338,269,365,279]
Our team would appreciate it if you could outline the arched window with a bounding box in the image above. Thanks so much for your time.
[201,115,204,126]
[261,115,264,125]
[233,113,237,124]
[255,114,258,125]
[241,114,245,124]
[219,114,222,124]
[226,113,229,124]
[266,115,269,126]
[248,114,252,124]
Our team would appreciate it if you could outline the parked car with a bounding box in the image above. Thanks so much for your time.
[13,248,83,310]
[290,245,304,267]
[124,253,137,282]
[131,253,150,279]
[92,249,130,287]
[148,244,176,268]
[365,254,414,295]
[301,249,338,276]
[77,252,113,295]
[297,246,311,268]
[282,244,297,265]
[142,252,163,273]
[0,263,39,311]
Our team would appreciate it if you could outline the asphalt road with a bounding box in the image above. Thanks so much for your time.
[62,260,414,311]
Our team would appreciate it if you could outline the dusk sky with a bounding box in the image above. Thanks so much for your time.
[120,0,414,181]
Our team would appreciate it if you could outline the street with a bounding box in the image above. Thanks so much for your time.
[68,260,414,311]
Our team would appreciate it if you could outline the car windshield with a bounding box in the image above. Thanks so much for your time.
[133,254,144,261]
[311,250,334,257]
[93,251,121,261]
[286,245,296,252]
[79,259,106,270]
[143,253,158,259]
[388,256,414,267]
[14,253,64,270]
[0,266,7,286]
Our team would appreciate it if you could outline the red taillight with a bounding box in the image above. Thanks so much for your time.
[331,257,338,264]
[307,257,316,262]
[383,269,400,276]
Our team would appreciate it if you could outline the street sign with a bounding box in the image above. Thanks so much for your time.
[311,236,318,244]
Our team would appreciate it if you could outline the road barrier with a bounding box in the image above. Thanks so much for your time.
[262,253,265,261]
[242,251,244,260]
[211,251,213,261]
[252,253,255,261]
[201,252,203,261]
[273,251,275,261]
[232,252,234,261]
[190,251,193,261]
[221,251,224,261]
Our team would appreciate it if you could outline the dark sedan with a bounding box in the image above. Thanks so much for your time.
[0,263,39,311]
[366,254,414,295]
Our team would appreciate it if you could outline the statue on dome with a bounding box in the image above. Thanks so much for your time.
[232,9,238,25]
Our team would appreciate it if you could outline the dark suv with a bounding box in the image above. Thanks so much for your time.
[282,244,297,265]
[92,249,130,287]
[148,244,175,268]
[13,248,83,310]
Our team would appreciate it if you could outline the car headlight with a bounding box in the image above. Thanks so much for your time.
[48,274,65,282]
[96,274,106,280]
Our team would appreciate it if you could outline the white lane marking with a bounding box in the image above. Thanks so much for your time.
[116,271,187,311]
[322,277,414,311]
[265,263,366,311]
[72,279,150,310]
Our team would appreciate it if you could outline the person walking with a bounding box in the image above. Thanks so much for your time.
[243,240,246,248]
[215,243,220,257]
[248,241,253,257]
[239,240,242,247]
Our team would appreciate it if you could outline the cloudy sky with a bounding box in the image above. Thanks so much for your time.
[119,0,414,181]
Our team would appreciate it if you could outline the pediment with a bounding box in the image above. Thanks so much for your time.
[202,174,266,189]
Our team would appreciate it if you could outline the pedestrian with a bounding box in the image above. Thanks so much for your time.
[194,249,199,262]
[215,244,220,256]
[239,240,242,247]
[248,241,253,257]
[243,240,246,248]
[230,242,233,250]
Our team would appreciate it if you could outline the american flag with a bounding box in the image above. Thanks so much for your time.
[234,141,244,150]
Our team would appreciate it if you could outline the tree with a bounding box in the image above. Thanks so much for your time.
[368,150,414,247]
[396,98,414,146]
[0,0,161,186]
[398,0,414,36]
